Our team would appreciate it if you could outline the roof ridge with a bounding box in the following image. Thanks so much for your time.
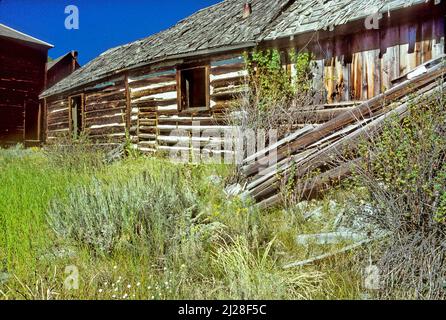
[97,0,229,58]
[0,23,53,47]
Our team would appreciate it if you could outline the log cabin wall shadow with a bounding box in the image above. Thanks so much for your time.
[40,0,446,157]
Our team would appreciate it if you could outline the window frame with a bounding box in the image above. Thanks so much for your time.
[177,65,210,112]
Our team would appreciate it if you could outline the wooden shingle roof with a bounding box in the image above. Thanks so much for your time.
[263,0,429,40]
[41,0,289,98]
[41,0,432,98]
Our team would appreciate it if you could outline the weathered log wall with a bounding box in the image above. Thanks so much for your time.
[128,68,178,152]
[300,17,445,103]
[46,97,70,141]
[125,54,245,157]
[84,77,127,144]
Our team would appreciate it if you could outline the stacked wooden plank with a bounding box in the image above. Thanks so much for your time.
[241,56,446,209]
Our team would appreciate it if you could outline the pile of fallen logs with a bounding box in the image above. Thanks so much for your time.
[241,56,446,209]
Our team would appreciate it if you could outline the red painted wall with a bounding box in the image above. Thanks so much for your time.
[0,38,48,144]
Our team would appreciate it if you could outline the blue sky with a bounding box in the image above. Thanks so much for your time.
[0,0,221,64]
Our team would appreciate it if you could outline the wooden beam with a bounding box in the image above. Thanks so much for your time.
[23,99,26,142]
[37,102,41,143]
[205,65,211,109]
[43,97,47,143]
[176,69,182,112]
[124,73,131,132]
[242,60,446,177]
[81,93,85,132]
[249,80,445,207]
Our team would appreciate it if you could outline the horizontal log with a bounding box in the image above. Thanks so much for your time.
[85,124,125,136]
[85,114,126,127]
[128,73,176,88]
[131,98,177,108]
[86,90,125,104]
[130,84,176,99]
[211,62,245,76]
[211,75,246,89]
[48,122,69,131]
[257,158,361,209]
[85,106,126,118]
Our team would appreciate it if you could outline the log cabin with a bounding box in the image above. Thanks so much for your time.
[0,23,53,145]
[40,0,446,156]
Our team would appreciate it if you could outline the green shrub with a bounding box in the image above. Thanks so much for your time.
[357,88,446,299]
[48,168,197,254]
[359,90,446,229]
[245,49,313,111]
[233,49,315,138]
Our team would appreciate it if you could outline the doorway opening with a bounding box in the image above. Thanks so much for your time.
[24,100,41,143]
[69,95,83,139]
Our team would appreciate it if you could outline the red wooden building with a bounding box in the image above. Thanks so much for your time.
[0,23,53,145]
[46,51,80,89]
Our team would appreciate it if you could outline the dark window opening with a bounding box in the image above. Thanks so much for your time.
[70,95,83,139]
[180,67,208,110]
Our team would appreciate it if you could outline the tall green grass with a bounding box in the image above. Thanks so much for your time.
[0,145,362,300]
[0,147,91,274]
